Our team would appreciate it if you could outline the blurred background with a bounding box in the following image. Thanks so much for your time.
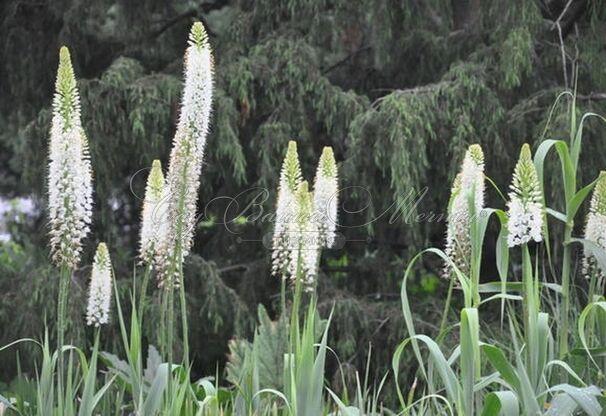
[1,0,605,400]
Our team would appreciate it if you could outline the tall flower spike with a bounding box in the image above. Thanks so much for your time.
[443,144,485,278]
[140,160,169,270]
[313,147,339,248]
[582,171,606,282]
[164,22,214,287]
[290,181,320,290]
[48,46,93,268]
[86,243,113,326]
[272,141,303,278]
[507,144,543,247]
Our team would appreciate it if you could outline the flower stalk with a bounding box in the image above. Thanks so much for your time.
[86,243,113,327]
[443,144,485,308]
[583,171,606,301]
[162,21,214,368]
[507,144,545,391]
[138,160,169,317]
[48,46,93,362]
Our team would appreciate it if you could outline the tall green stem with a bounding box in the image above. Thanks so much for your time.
[179,258,189,369]
[56,264,70,413]
[280,275,287,319]
[166,282,175,398]
[57,264,70,351]
[559,225,573,359]
[437,278,454,343]
[174,159,190,368]
[522,244,539,387]
[138,264,152,326]
[290,249,304,356]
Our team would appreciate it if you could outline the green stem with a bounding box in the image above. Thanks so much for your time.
[138,264,152,327]
[280,275,286,319]
[56,263,71,401]
[522,244,538,388]
[290,249,304,356]
[179,258,190,369]
[437,278,454,343]
[166,280,175,397]
[57,265,70,350]
[559,226,572,360]
[173,156,189,368]
[160,288,167,357]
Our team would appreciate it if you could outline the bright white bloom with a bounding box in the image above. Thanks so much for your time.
[86,243,113,326]
[272,141,303,277]
[313,147,339,248]
[444,144,485,277]
[290,181,320,290]
[164,22,214,287]
[48,47,93,268]
[140,160,169,270]
[583,172,606,282]
[507,144,543,247]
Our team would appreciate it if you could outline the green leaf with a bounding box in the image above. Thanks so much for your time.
[482,345,520,393]
[547,385,602,416]
[481,391,519,416]
[567,179,597,222]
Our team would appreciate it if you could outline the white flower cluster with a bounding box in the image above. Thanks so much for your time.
[140,160,170,270]
[507,144,543,247]
[583,172,606,282]
[86,243,113,326]
[290,181,320,289]
[444,144,485,277]
[272,141,303,278]
[164,22,214,286]
[272,142,339,290]
[48,47,93,269]
[313,147,339,248]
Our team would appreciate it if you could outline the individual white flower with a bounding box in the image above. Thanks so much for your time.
[164,22,214,287]
[48,46,93,269]
[583,172,606,281]
[507,144,543,247]
[139,160,169,270]
[272,141,303,277]
[443,144,485,277]
[313,147,339,248]
[86,243,113,326]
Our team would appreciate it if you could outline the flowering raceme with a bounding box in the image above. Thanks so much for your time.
[583,171,606,282]
[164,22,214,284]
[140,160,169,271]
[291,181,320,289]
[48,47,93,268]
[507,144,543,247]
[444,144,485,277]
[86,243,113,327]
[313,147,339,248]
[272,141,303,278]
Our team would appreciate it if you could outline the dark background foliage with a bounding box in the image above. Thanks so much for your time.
[1,0,606,396]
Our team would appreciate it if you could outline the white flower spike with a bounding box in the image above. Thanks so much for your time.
[86,243,113,326]
[48,46,93,269]
[444,144,485,277]
[164,22,214,286]
[507,144,543,247]
[272,141,303,278]
[140,160,169,270]
[583,171,606,282]
[290,181,320,290]
[313,147,339,248]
